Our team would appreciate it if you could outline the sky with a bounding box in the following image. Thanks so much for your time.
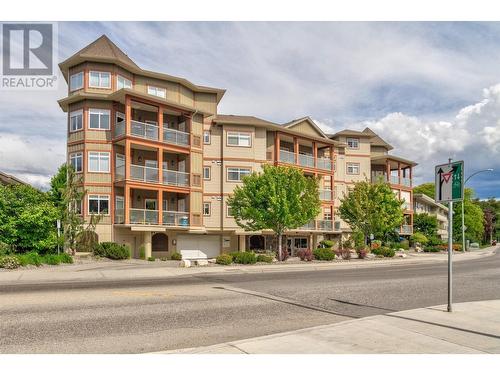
[0,21,499,198]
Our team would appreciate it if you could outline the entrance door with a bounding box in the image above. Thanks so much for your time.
[286,237,308,256]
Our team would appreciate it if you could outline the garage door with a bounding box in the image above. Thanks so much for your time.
[177,235,220,259]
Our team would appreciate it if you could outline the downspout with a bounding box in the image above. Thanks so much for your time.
[220,123,224,253]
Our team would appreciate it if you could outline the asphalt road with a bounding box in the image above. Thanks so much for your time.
[1,250,499,353]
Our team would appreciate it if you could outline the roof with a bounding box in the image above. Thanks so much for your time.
[363,127,393,150]
[281,116,328,138]
[371,154,418,167]
[331,129,370,137]
[59,35,226,103]
[414,193,449,211]
[0,171,27,186]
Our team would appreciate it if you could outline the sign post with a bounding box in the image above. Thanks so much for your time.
[435,159,464,313]
[57,219,61,255]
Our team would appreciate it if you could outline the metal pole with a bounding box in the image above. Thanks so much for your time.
[462,201,465,252]
[448,200,453,312]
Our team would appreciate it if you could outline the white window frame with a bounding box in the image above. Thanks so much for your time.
[203,202,211,216]
[69,152,83,173]
[116,75,132,90]
[69,110,83,132]
[346,137,359,149]
[227,131,252,147]
[89,71,111,89]
[88,152,110,173]
[147,85,166,99]
[87,194,110,215]
[203,166,211,180]
[69,72,84,91]
[227,167,251,182]
[203,130,211,144]
[88,108,111,130]
[346,162,360,175]
[226,204,234,218]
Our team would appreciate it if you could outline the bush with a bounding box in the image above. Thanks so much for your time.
[256,254,274,263]
[216,254,233,265]
[17,252,42,266]
[356,247,368,259]
[272,249,289,261]
[147,256,155,262]
[427,236,442,246]
[399,240,410,250]
[342,238,353,250]
[170,252,182,261]
[0,255,21,269]
[233,251,257,264]
[371,240,382,250]
[410,232,428,246]
[352,231,365,248]
[297,248,313,261]
[313,248,335,261]
[423,246,441,253]
[160,257,168,261]
[139,246,146,260]
[42,254,61,265]
[339,248,352,260]
[0,242,12,256]
[371,246,395,258]
[319,240,334,249]
[94,242,130,260]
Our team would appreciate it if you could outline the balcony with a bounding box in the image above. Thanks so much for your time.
[130,208,159,225]
[115,120,125,137]
[131,120,159,141]
[163,169,190,187]
[400,225,413,235]
[298,153,314,168]
[401,177,411,187]
[128,209,190,227]
[297,219,334,231]
[162,211,190,227]
[130,164,159,183]
[279,149,296,164]
[390,175,399,185]
[280,149,332,171]
[299,220,316,230]
[163,127,189,146]
[319,189,333,201]
[317,158,332,171]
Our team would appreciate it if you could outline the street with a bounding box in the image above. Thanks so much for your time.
[0,250,499,353]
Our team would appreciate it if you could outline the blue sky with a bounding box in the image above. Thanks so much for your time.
[0,21,499,198]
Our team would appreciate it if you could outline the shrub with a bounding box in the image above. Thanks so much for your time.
[0,255,21,269]
[371,240,382,250]
[216,254,233,265]
[256,254,274,263]
[339,248,352,260]
[147,256,155,262]
[273,249,289,261]
[233,251,257,264]
[170,252,182,261]
[319,240,334,249]
[139,246,146,260]
[356,247,368,259]
[399,240,410,250]
[371,246,395,258]
[58,253,74,264]
[427,236,442,246]
[160,257,168,261]
[313,248,335,261]
[42,254,61,265]
[0,242,12,256]
[352,231,365,248]
[342,238,353,250]
[423,246,441,253]
[94,242,130,260]
[410,232,428,246]
[297,248,313,261]
[17,252,42,266]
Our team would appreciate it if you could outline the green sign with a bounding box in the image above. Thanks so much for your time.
[435,161,464,203]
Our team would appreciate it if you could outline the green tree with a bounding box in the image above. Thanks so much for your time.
[48,163,67,217]
[227,165,321,261]
[0,184,59,252]
[453,189,484,243]
[477,198,500,242]
[413,213,438,238]
[413,183,435,198]
[338,179,404,242]
[62,166,85,254]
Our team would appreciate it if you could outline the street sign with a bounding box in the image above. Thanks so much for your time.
[435,161,464,203]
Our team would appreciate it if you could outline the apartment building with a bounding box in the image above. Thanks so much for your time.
[58,35,416,259]
[413,193,449,241]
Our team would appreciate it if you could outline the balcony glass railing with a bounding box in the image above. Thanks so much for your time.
[317,219,333,231]
[279,149,296,164]
[130,209,159,225]
[298,153,315,168]
[130,164,159,183]
[401,225,413,234]
[319,189,333,201]
[115,165,125,181]
[115,120,125,137]
[390,175,399,185]
[317,158,332,171]
[163,127,190,146]
[131,120,159,141]
[162,211,190,227]
[115,208,124,224]
[299,220,316,230]
[401,177,411,187]
[163,170,190,187]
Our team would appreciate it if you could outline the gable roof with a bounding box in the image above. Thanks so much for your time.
[281,117,328,139]
[0,171,27,186]
[59,35,226,103]
[362,127,393,150]
[331,129,371,137]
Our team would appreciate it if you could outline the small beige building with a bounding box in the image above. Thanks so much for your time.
[413,193,449,241]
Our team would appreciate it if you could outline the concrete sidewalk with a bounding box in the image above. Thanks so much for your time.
[0,246,496,286]
[160,300,500,354]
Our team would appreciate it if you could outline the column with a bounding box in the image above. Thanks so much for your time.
[275,132,280,164]
[125,140,131,180]
[124,185,130,225]
[398,162,401,185]
[330,146,334,172]
[313,141,317,168]
[125,95,132,136]
[239,235,246,252]
[158,190,163,225]
[386,161,390,183]
[144,231,152,259]
[294,137,299,164]
[409,166,413,187]
[157,147,163,185]
[157,106,164,143]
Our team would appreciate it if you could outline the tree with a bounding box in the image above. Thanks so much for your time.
[48,163,67,217]
[413,183,435,198]
[413,213,438,239]
[483,208,496,244]
[227,165,321,261]
[338,179,404,242]
[477,198,500,242]
[62,166,85,254]
[453,188,484,243]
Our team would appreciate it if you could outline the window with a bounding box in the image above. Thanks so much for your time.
[88,195,109,215]
[117,75,132,89]
[227,204,234,217]
[88,152,110,173]
[346,137,359,149]
[68,199,82,215]
[203,202,211,216]
[69,152,83,173]
[203,130,211,144]
[227,132,251,147]
[89,71,111,88]
[203,166,211,180]
[147,85,166,98]
[89,108,110,130]
[69,72,83,91]
[69,110,83,132]
[324,207,332,220]
[346,162,360,175]
[227,167,251,182]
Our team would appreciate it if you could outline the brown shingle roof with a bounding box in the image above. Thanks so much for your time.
[213,114,279,127]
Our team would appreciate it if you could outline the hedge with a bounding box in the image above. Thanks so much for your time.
[313,248,335,261]
[94,242,130,260]
[216,254,233,265]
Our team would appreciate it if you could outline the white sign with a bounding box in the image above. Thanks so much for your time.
[435,161,464,203]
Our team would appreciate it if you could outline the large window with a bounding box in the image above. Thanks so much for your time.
[203,202,211,216]
[227,167,251,182]
[89,108,110,130]
[203,166,211,180]
[69,152,83,173]
[69,110,83,132]
[346,137,359,149]
[89,71,111,88]
[203,130,211,144]
[147,85,166,98]
[346,162,360,175]
[227,132,251,147]
[117,75,132,89]
[88,152,110,173]
[88,195,109,215]
[226,204,234,217]
[69,72,83,91]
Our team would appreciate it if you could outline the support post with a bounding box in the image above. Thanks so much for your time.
[293,137,298,164]
[448,201,453,312]
[462,201,466,252]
